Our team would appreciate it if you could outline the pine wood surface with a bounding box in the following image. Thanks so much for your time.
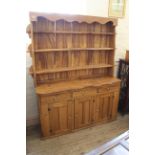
[27,12,116,86]
[27,12,120,139]
[34,64,113,74]
[26,114,129,155]
[29,12,117,25]
[34,48,114,52]
[36,77,120,95]
[38,82,120,137]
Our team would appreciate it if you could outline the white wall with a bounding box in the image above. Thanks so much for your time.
[26,0,128,126]
[85,0,129,75]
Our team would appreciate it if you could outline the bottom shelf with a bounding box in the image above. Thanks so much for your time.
[30,64,113,75]
[36,77,121,95]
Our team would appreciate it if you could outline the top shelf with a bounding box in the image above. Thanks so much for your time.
[27,30,115,35]
[36,31,114,35]
[30,12,117,26]
[35,48,114,52]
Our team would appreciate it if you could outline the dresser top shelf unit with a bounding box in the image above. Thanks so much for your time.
[28,12,117,87]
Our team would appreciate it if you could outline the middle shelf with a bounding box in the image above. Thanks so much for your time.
[30,64,114,74]
[35,48,114,53]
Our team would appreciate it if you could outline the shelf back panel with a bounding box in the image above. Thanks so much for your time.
[36,68,113,85]
[29,13,116,86]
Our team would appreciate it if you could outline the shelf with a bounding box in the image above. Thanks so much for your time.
[35,48,114,52]
[32,64,113,74]
[28,30,115,35]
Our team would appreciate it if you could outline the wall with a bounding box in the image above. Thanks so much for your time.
[85,0,129,74]
[26,0,128,126]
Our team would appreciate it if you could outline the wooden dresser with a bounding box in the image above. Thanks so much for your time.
[27,12,121,138]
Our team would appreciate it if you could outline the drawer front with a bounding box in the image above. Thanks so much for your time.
[97,83,120,94]
[41,92,72,103]
[73,88,97,98]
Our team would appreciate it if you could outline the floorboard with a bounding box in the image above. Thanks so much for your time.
[26,113,129,155]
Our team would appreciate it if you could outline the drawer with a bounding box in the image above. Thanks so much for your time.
[97,83,120,93]
[42,92,72,103]
[73,88,97,98]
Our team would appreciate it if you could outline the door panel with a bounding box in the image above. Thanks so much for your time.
[39,98,51,137]
[74,97,94,129]
[48,100,72,135]
[111,91,120,119]
[108,93,114,119]
[95,93,114,122]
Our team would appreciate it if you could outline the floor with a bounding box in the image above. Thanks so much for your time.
[26,113,129,155]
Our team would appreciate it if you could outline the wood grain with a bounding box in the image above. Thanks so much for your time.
[29,12,117,25]
[27,12,120,138]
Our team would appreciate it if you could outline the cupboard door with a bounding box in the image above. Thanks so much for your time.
[111,91,120,119]
[39,100,51,137]
[74,97,94,129]
[48,100,72,135]
[95,93,115,122]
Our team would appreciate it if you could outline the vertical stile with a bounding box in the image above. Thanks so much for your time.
[54,21,57,80]
[54,21,57,48]
[44,20,48,70]
[62,20,65,80]
[38,19,44,83]
[87,24,90,78]
[46,20,52,81]
[30,21,37,86]
[112,24,115,76]
[100,24,105,69]
[108,23,115,76]
[101,23,105,77]
[68,22,73,80]
[105,23,108,76]
[63,20,67,80]
[43,20,48,83]
[79,22,85,78]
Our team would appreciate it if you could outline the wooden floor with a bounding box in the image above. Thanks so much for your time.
[26,113,129,155]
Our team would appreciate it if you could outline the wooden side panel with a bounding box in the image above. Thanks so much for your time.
[108,93,115,119]
[39,97,50,137]
[111,90,120,119]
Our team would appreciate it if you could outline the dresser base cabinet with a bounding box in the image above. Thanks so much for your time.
[38,79,120,138]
